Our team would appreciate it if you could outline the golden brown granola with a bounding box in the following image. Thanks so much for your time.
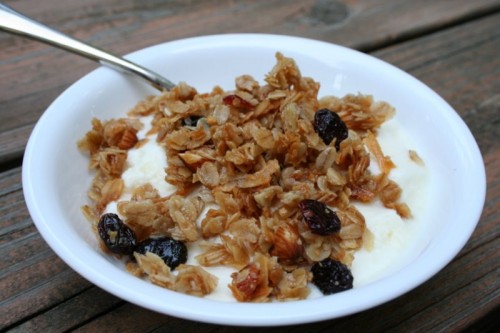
[79,52,411,301]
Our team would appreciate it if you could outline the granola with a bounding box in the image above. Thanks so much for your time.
[79,53,410,302]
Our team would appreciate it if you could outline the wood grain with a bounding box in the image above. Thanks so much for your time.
[1,0,500,165]
[0,1,499,332]
[7,288,123,333]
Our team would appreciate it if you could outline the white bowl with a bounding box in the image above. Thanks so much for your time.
[22,34,486,326]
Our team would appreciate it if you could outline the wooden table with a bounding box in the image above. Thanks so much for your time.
[1,1,499,331]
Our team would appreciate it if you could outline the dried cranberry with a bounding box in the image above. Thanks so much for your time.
[135,237,187,270]
[311,258,353,295]
[314,108,348,150]
[298,199,341,235]
[98,213,137,255]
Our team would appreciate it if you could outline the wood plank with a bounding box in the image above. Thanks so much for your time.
[461,149,499,255]
[1,0,500,165]
[0,170,95,329]
[0,229,48,274]
[72,303,172,333]
[0,193,33,246]
[1,5,499,333]
[0,166,22,196]
[1,269,91,330]
[462,306,500,333]
[7,288,123,333]
[0,234,92,321]
[372,11,500,117]
[3,0,499,53]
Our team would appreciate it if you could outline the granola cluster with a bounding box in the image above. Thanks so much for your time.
[79,53,410,301]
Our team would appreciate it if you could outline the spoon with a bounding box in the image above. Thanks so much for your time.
[0,3,176,91]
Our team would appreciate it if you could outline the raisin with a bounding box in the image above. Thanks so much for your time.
[98,213,137,255]
[298,199,341,235]
[311,258,353,295]
[181,115,203,127]
[314,108,348,150]
[135,237,187,270]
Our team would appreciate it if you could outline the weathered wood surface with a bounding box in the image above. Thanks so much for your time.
[0,0,499,332]
[1,0,500,164]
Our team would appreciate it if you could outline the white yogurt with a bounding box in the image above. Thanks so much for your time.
[121,139,176,198]
[351,119,430,287]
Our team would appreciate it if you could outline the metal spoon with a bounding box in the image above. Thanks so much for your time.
[0,3,175,91]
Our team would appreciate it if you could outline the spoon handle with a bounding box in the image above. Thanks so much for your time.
[0,3,175,91]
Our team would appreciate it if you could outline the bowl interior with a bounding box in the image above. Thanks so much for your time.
[22,34,485,326]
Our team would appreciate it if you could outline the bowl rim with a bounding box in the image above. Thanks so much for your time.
[22,33,486,326]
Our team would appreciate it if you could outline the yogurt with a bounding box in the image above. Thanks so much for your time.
[351,119,430,287]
